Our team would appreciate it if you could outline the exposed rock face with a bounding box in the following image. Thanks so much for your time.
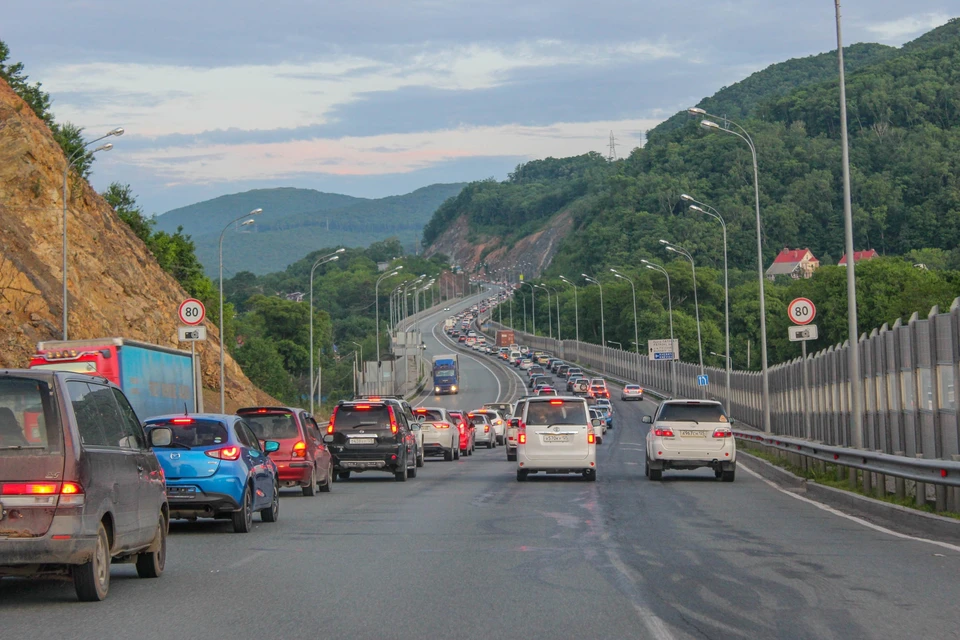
[0,78,276,412]
[424,210,574,278]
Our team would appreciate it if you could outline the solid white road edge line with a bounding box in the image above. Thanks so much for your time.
[738,462,960,553]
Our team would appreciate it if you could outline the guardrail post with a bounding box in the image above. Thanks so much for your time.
[862,456,873,495]
[915,453,926,507]
[894,451,906,499]
[874,450,886,498]
[848,465,857,490]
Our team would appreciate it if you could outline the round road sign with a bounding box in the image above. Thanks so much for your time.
[179,298,206,326]
[788,297,816,325]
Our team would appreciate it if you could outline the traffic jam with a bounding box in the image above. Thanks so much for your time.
[0,289,735,602]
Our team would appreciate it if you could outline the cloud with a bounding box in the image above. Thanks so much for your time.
[120,119,653,186]
[863,12,951,42]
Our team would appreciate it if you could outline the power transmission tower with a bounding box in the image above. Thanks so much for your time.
[607,131,618,161]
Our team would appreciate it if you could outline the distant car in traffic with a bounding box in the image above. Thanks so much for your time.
[414,407,460,461]
[621,384,644,401]
[324,400,419,481]
[467,411,498,449]
[449,410,475,456]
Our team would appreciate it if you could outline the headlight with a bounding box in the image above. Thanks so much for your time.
[435,387,440,392]
[451,385,458,391]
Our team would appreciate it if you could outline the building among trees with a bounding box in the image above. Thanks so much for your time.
[766,248,820,280]
[838,249,879,266]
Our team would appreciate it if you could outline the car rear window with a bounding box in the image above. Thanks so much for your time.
[242,412,300,440]
[625,385,641,390]
[413,409,444,422]
[525,401,587,425]
[335,405,392,429]
[658,404,728,423]
[0,376,61,454]
[145,419,229,448]
[468,413,490,424]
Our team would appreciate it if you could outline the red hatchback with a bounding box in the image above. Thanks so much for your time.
[448,410,475,456]
[238,407,333,496]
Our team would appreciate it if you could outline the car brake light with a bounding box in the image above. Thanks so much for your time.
[436,422,450,429]
[293,441,307,457]
[388,406,399,434]
[654,428,675,437]
[355,404,371,410]
[257,408,268,413]
[518,433,526,444]
[587,432,595,444]
[328,407,338,433]
[205,446,241,461]
[484,425,489,432]
[61,482,82,495]
[171,417,194,424]
[549,399,563,405]
[712,430,732,438]
[368,397,381,401]
[2,482,58,495]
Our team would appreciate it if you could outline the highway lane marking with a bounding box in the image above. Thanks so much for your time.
[605,549,677,640]
[739,463,960,553]
[220,549,269,571]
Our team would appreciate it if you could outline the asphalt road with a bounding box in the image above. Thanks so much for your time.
[2,293,959,639]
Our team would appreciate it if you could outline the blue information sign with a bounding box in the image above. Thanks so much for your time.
[697,374,709,386]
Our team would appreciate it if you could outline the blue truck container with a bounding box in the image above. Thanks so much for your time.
[431,354,460,395]
[30,337,201,420]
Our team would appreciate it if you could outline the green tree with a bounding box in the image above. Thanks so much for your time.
[103,182,154,243]
[233,338,296,401]
[0,39,53,124]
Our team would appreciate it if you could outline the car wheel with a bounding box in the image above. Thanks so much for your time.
[507,451,517,462]
[583,469,597,482]
[649,467,663,481]
[644,458,650,477]
[302,466,317,497]
[232,485,254,533]
[516,469,528,482]
[715,468,723,479]
[338,471,351,481]
[721,467,736,483]
[444,448,454,461]
[260,483,280,523]
[395,465,408,482]
[487,440,493,449]
[454,447,461,460]
[135,512,167,579]
[407,463,417,479]
[417,450,424,467]
[320,463,333,493]
[597,437,602,445]
[73,522,111,601]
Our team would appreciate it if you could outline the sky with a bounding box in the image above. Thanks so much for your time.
[4,1,956,215]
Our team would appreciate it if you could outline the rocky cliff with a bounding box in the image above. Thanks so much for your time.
[0,78,276,412]
[424,210,574,278]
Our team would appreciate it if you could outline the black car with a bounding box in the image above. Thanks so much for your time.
[324,400,418,481]
[0,370,169,601]
[557,365,571,378]
[529,374,547,389]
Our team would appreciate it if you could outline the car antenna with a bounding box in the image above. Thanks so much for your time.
[184,403,189,416]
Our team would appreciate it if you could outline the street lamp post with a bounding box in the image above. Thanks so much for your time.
[608,340,622,349]
[683,194,731,413]
[559,276,579,361]
[62,127,123,340]
[660,239,704,380]
[520,282,535,336]
[582,274,605,374]
[710,351,732,368]
[692,107,771,433]
[351,340,363,395]
[219,208,263,412]
[309,249,345,414]
[375,268,403,395]
[535,285,552,339]
[610,269,639,356]
[642,260,677,396]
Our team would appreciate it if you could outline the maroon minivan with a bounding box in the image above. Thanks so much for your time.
[0,370,170,601]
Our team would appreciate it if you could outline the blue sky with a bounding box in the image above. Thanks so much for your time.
[5,1,955,214]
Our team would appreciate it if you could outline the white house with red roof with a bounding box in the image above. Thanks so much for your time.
[838,249,879,266]
[766,248,820,280]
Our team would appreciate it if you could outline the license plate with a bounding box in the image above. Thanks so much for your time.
[168,487,196,498]
[543,435,570,443]
[679,431,705,438]
[351,438,375,445]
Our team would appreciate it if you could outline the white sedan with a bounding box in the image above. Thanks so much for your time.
[643,400,736,482]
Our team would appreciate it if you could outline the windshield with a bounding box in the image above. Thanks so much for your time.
[0,377,61,454]
[242,412,299,439]
[658,403,728,423]
[525,401,587,425]
[435,370,456,378]
[145,419,229,448]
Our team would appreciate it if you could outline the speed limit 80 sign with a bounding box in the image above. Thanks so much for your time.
[178,298,206,326]
[788,297,816,325]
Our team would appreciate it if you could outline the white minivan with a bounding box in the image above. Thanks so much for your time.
[516,396,599,481]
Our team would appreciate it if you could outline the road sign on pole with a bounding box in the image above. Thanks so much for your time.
[178,326,208,341]
[648,338,679,362]
[788,297,816,325]
[697,374,709,386]
[788,325,818,342]
[178,298,206,326]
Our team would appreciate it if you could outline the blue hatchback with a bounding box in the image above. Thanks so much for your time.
[144,414,281,533]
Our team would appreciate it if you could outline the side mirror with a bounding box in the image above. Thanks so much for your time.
[323,434,335,444]
[148,427,172,447]
[264,440,280,453]
[641,415,653,424]
[591,418,602,428]
[416,415,425,422]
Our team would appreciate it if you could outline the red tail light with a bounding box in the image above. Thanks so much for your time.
[293,441,307,457]
[328,407,338,434]
[712,430,732,438]
[518,433,526,444]
[205,446,241,461]
[171,417,194,424]
[2,482,85,506]
[549,399,563,405]
[654,428,675,437]
[354,404,371,410]
[60,482,82,495]
[388,407,399,434]
[587,432,596,444]
[436,422,450,429]
[484,425,490,432]
[2,482,58,495]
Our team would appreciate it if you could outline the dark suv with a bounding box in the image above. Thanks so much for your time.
[324,400,419,481]
[0,370,169,601]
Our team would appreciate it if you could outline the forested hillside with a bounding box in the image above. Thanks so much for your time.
[429,18,960,370]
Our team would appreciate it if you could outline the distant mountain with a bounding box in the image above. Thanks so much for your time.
[155,184,466,275]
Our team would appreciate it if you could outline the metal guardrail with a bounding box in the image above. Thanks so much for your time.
[734,429,960,488]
